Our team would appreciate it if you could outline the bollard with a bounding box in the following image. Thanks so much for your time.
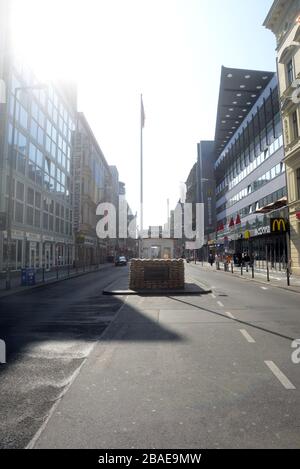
[42,267,45,283]
[56,266,59,280]
[231,263,234,274]
[252,264,254,279]
[267,265,270,282]
[241,265,243,276]
[68,263,70,277]
[287,266,290,286]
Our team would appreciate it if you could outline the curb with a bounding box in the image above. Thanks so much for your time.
[0,265,113,299]
[103,288,212,296]
[192,264,300,295]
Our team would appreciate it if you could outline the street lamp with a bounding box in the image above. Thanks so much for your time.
[6,83,48,290]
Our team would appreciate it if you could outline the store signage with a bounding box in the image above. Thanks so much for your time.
[43,236,54,242]
[270,218,287,233]
[26,232,41,242]
[12,230,24,240]
[255,226,271,236]
[244,230,251,240]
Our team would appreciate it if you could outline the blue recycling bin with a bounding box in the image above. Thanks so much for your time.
[21,268,36,286]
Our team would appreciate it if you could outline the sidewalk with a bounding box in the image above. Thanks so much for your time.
[193,262,300,294]
[0,263,113,298]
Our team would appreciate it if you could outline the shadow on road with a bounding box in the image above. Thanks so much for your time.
[0,272,183,370]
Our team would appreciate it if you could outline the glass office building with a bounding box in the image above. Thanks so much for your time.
[213,67,288,264]
[0,58,76,272]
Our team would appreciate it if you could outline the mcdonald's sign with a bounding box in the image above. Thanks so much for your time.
[270,218,288,233]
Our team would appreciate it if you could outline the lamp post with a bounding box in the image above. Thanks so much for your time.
[6,83,47,290]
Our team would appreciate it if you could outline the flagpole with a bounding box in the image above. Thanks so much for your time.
[140,93,143,236]
[139,94,144,258]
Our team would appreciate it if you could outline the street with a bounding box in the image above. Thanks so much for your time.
[0,265,126,449]
[1,264,299,449]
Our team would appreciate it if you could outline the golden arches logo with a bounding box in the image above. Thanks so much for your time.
[271,218,286,233]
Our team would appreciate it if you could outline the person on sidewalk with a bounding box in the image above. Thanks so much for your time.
[209,253,215,267]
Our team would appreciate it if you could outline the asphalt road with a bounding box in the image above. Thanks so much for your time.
[1,263,300,449]
[31,263,300,449]
[0,265,127,449]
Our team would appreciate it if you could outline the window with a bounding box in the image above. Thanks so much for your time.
[17,132,27,153]
[27,187,34,205]
[26,206,34,225]
[297,168,300,201]
[19,106,28,129]
[292,111,299,140]
[16,181,24,201]
[287,59,294,86]
[15,201,23,223]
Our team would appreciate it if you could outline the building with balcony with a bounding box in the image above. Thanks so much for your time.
[264,0,300,275]
[214,66,287,266]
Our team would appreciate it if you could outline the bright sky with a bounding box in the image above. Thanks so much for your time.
[11,0,276,229]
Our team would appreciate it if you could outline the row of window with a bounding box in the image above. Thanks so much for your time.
[216,134,283,196]
[11,74,74,142]
[227,162,285,208]
[217,187,287,229]
[10,119,71,176]
[7,179,73,235]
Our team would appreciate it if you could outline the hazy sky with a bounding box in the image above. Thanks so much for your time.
[12,0,276,229]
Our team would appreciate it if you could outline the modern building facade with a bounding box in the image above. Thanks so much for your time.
[197,141,216,236]
[213,67,287,265]
[184,141,216,259]
[73,112,113,266]
[0,52,77,272]
[264,0,300,275]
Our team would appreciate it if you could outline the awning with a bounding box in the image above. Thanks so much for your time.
[254,197,287,214]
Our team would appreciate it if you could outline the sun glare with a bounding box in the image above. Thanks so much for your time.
[11,0,81,81]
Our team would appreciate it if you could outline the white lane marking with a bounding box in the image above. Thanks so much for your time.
[226,311,236,319]
[211,293,216,299]
[261,287,268,290]
[217,301,224,308]
[239,329,256,343]
[265,361,296,390]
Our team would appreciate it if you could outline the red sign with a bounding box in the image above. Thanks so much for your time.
[296,211,300,221]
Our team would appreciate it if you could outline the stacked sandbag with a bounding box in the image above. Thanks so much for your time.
[129,259,184,290]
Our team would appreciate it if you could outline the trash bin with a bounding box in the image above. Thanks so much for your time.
[21,268,36,286]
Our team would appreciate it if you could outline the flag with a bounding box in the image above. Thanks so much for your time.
[141,95,145,128]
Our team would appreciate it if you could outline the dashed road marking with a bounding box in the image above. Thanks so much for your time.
[226,311,236,319]
[239,329,255,343]
[265,361,296,390]
[261,287,268,290]
[211,294,216,299]
[217,301,224,308]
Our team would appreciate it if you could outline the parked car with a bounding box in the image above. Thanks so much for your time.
[115,256,127,266]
